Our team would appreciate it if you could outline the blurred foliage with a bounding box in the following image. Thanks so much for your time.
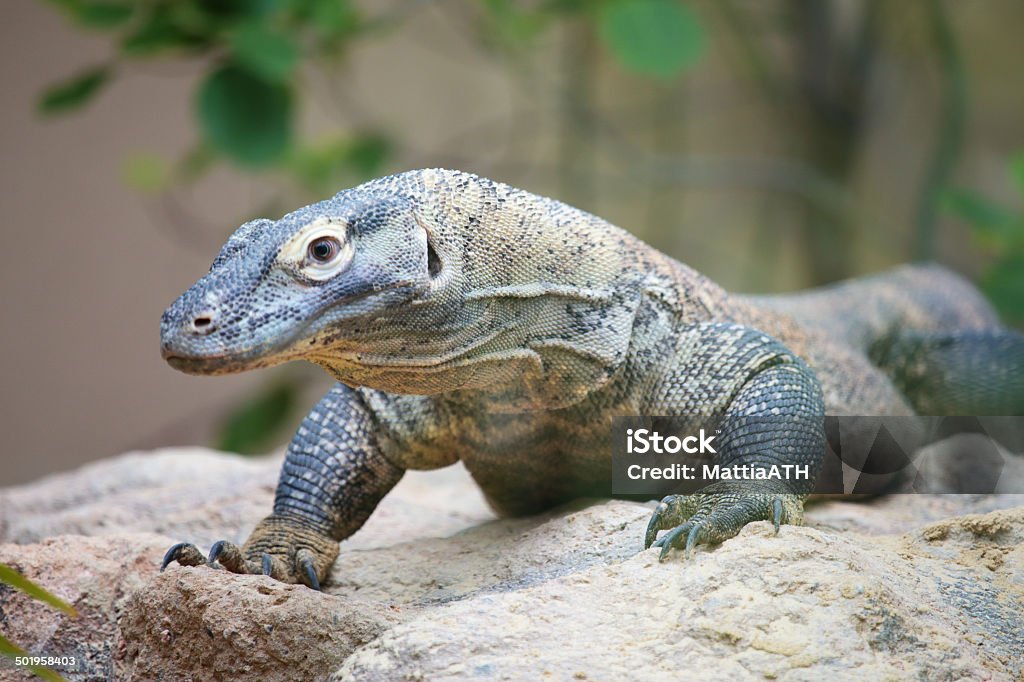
[0,565,78,616]
[597,0,704,77]
[0,563,77,682]
[39,0,381,194]
[38,0,1022,451]
[39,0,706,194]
[38,0,710,454]
[120,151,171,193]
[197,64,293,166]
[943,151,1024,325]
[217,380,299,454]
[38,65,111,114]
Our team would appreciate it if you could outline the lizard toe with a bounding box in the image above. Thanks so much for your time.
[644,494,700,549]
[296,549,322,591]
[160,517,339,588]
[239,514,339,588]
[161,542,205,571]
[208,540,261,574]
[261,553,292,581]
[649,483,806,560]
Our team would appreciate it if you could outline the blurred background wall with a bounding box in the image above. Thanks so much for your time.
[2,0,1023,485]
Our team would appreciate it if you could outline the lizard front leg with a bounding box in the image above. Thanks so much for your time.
[162,382,403,589]
[643,326,826,558]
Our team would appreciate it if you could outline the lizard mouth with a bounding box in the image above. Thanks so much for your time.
[160,333,299,375]
[161,350,280,375]
[162,281,424,375]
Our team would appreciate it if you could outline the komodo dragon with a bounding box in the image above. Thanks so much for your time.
[160,168,1023,589]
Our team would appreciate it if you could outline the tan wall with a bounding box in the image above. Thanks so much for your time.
[0,2,265,484]
[2,1,1022,485]
[0,1,521,484]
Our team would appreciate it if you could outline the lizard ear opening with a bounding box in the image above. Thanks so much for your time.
[427,238,442,279]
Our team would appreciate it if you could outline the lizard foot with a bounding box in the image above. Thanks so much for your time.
[160,514,338,590]
[644,482,805,560]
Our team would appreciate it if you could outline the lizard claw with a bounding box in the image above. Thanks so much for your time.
[645,503,667,549]
[655,523,704,561]
[161,542,204,571]
[650,521,705,561]
[645,496,699,549]
[240,514,339,588]
[158,515,339,589]
[297,549,321,591]
[207,540,226,567]
[260,553,290,581]
[645,483,805,559]
[206,540,258,574]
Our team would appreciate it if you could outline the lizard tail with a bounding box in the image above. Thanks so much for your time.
[749,264,1022,416]
[871,327,1024,416]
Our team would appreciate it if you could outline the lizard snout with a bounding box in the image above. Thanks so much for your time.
[188,311,218,335]
[159,299,224,368]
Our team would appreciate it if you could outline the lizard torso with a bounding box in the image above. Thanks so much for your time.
[159,169,1021,586]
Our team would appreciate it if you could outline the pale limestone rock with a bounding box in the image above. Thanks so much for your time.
[0,448,1021,681]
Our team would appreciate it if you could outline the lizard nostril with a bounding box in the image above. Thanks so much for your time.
[190,313,217,334]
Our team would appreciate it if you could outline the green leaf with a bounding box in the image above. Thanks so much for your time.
[37,67,111,115]
[347,133,391,177]
[597,0,705,78]
[45,0,133,27]
[287,132,392,195]
[313,0,359,32]
[289,0,360,40]
[0,633,68,682]
[482,0,546,45]
[1011,153,1024,198]
[201,0,278,21]
[121,5,208,55]
[983,254,1024,323]
[47,0,135,27]
[0,564,78,617]
[288,136,350,194]
[197,65,293,168]
[543,0,589,13]
[229,24,300,81]
[121,152,171,193]
[177,144,217,183]
[217,381,299,455]
[76,2,133,27]
[942,189,1020,245]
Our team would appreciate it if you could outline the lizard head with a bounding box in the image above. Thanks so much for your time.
[160,185,439,376]
[161,168,639,404]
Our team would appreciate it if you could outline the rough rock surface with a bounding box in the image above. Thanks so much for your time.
[1,447,1022,681]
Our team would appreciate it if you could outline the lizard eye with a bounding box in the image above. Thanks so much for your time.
[307,237,341,264]
[280,220,352,282]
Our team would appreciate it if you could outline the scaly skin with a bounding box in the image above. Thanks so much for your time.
[159,169,1023,588]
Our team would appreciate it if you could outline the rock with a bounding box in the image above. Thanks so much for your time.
[1,447,1022,681]
[336,505,1024,681]
[0,448,492,550]
[116,570,399,682]
[0,448,492,681]
[0,448,278,548]
[0,533,168,681]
